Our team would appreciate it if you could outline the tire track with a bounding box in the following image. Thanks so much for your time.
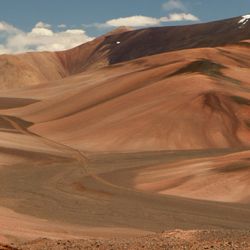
[1,115,134,192]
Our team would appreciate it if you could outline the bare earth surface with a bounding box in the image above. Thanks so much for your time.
[1,230,250,250]
[1,16,250,248]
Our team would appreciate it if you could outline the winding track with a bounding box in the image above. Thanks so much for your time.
[2,114,250,234]
[1,115,135,192]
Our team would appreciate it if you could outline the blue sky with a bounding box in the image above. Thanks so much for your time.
[0,0,250,54]
[1,0,250,34]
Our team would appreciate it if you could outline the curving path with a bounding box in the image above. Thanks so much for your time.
[1,115,250,240]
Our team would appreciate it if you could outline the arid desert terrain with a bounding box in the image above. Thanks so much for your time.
[0,16,250,249]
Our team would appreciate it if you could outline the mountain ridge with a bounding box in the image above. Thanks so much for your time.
[0,15,250,89]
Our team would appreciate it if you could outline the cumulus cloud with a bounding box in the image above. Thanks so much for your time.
[106,16,162,27]
[162,0,186,11]
[0,21,19,33]
[58,24,67,28]
[35,21,52,29]
[0,21,94,54]
[0,44,11,54]
[104,13,199,27]
[161,13,199,22]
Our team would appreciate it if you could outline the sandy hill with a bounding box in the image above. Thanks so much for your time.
[3,43,250,152]
[0,16,250,151]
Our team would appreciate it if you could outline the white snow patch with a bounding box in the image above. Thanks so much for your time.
[116,41,121,44]
[238,14,250,25]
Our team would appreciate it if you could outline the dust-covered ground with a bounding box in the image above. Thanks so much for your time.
[1,230,249,250]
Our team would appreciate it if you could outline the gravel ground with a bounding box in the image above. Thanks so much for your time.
[2,230,250,250]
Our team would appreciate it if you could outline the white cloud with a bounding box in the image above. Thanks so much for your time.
[58,24,67,28]
[162,0,186,11]
[104,13,199,27]
[0,21,19,33]
[0,21,94,54]
[30,26,54,36]
[35,21,51,29]
[106,16,162,27]
[0,44,11,54]
[161,13,199,22]
[65,29,85,35]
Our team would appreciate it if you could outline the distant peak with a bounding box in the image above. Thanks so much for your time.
[238,14,250,25]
